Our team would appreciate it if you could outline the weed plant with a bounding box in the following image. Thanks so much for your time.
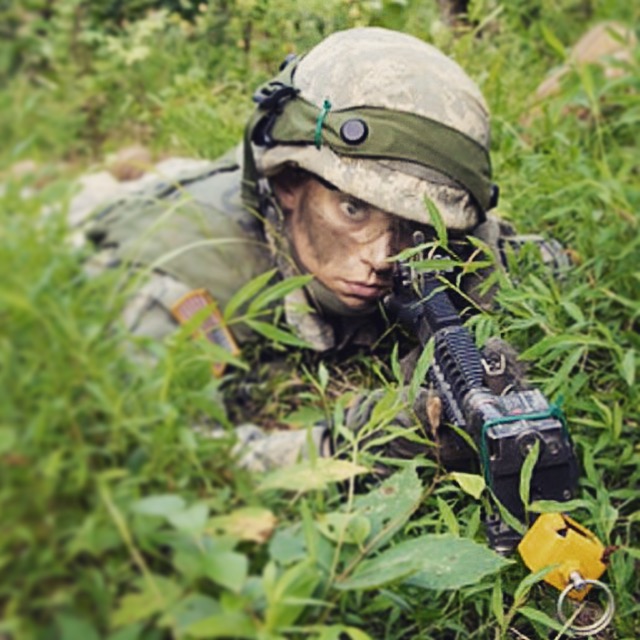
[1,1,639,638]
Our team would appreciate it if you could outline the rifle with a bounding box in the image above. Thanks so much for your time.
[384,235,580,552]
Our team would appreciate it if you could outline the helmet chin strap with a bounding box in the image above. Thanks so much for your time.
[257,177,379,319]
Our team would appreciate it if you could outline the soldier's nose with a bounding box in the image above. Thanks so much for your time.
[362,231,394,276]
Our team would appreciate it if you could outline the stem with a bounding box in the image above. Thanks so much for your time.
[98,478,163,601]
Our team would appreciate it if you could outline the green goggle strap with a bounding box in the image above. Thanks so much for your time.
[243,58,492,214]
[272,98,492,212]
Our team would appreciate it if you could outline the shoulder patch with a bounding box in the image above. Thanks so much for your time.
[171,289,240,377]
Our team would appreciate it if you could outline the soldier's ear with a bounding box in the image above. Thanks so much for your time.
[271,166,308,211]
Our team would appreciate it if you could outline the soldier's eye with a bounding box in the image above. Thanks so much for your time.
[339,199,369,222]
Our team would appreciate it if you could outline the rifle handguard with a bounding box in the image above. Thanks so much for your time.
[386,260,579,549]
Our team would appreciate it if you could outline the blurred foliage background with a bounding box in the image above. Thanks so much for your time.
[0,1,639,639]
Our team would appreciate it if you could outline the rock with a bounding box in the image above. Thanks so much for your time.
[68,171,123,228]
[534,21,636,102]
[107,144,153,181]
[9,159,39,179]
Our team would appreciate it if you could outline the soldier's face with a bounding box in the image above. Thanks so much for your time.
[276,176,413,311]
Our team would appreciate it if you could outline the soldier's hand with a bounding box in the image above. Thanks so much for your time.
[342,387,435,465]
[340,337,528,470]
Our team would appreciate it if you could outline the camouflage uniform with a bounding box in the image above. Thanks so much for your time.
[85,28,553,471]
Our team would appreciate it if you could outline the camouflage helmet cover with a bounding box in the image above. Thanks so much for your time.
[250,28,492,230]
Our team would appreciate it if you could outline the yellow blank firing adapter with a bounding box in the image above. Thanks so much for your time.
[518,512,607,600]
[519,513,616,637]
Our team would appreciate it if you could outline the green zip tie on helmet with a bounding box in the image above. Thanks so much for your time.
[314,99,332,149]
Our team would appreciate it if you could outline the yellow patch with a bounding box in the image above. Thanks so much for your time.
[170,289,239,377]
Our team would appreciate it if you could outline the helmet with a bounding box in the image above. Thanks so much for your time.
[244,27,496,231]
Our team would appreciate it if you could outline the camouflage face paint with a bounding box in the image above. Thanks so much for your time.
[283,178,412,311]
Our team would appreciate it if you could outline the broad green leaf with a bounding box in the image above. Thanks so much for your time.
[265,559,322,630]
[245,319,311,348]
[208,507,277,543]
[284,405,326,428]
[166,503,209,533]
[131,494,186,517]
[348,517,371,547]
[561,300,585,324]
[56,614,101,640]
[223,269,277,321]
[269,525,309,566]
[159,593,221,634]
[336,535,510,591]
[202,550,248,593]
[111,575,183,627]
[449,472,486,500]
[620,349,636,387]
[248,274,312,313]
[352,462,423,550]
[258,458,368,493]
[185,611,256,639]
[519,439,541,510]
[317,512,371,546]
[172,537,247,592]
[269,517,336,574]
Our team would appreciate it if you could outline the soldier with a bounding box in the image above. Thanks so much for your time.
[86,27,550,472]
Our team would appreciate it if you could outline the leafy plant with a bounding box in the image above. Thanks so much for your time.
[1,1,639,638]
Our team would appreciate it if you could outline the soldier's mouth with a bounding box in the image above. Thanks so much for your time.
[340,280,389,300]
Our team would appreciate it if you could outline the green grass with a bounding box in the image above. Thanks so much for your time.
[1,1,639,638]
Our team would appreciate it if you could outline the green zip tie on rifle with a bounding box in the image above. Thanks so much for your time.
[479,401,568,487]
[314,99,332,149]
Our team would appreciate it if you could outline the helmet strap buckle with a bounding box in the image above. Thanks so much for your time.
[252,83,299,147]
